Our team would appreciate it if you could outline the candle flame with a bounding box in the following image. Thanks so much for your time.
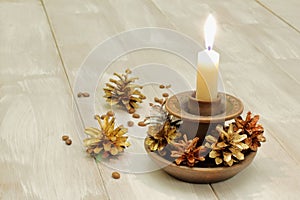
[204,14,217,51]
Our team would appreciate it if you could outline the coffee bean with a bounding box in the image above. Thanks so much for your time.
[77,92,83,97]
[112,172,120,179]
[162,93,169,97]
[159,85,165,89]
[106,110,114,117]
[138,122,147,127]
[128,108,135,114]
[127,121,134,127]
[154,97,160,103]
[132,113,140,119]
[82,92,90,97]
[62,135,69,141]
[65,139,72,145]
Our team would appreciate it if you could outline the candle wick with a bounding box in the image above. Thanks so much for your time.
[208,46,211,51]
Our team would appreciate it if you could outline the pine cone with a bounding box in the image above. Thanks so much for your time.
[142,97,181,128]
[144,96,182,151]
[84,115,130,158]
[145,121,179,151]
[206,124,249,166]
[235,112,266,151]
[103,69,146,112]
[171,136,206,167]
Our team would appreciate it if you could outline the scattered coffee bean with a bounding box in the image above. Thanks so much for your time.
[154,97,164,104]
[149,103,153,106]
[77,92,83,98]
[162,93,169,97]
[62,135,69,141]
[159,84,165,89]
[106,110,114,117]
[128,108,135,114]
[138,122,147,127]
[127,121,134,127]
[82,92,90,97]
[154,97,160,103]
[132,113,140,119]
[112,171,120,179]
[159,99,164,104]
[65,139,72,145]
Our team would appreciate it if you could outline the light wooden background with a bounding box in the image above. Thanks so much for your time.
[1,0,300,199]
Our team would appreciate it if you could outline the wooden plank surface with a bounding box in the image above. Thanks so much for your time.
[256,0,300,31]
[43,0,300,199]
[151,0,300,199]
[42,0,218,199]
[1,0,300,199]
[0,1,108,199]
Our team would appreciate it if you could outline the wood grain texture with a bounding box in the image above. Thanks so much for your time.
[44,0,300,199]
[256,0,300,31]
[42,0,173,86]
[42,0,218,199]
[0,1,108,199]
[152,0,300,199]
[42,0,220,199]
[2,0,300,199]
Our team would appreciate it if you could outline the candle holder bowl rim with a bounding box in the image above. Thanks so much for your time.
[166,91,244,123]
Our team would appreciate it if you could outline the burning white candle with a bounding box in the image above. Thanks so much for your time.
[196,14,220,101]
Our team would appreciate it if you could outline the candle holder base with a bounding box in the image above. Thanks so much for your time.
[145,144,256,183]
[144,90,250,184]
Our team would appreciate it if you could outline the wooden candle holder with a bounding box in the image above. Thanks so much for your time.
[145,90,256,183]
[166,91,243,144]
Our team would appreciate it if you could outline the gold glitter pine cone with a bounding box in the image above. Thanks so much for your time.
[103,69,146,112]
[84,115,130,158]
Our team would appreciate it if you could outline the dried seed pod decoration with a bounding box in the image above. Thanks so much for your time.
[144,95,182,151]
[84,114,130,158]
[234,111,266,151]
[206,124,249,166]
[171,136,207,167]
[103,69,146,112]
[145,121,179,152]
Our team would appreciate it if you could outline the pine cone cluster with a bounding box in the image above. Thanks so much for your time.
[235,112,266,151]
[84,115,130,158]
[171,136,207,167]
[103,69,146,113]
[143,92,266,168]
[205,124,249,166]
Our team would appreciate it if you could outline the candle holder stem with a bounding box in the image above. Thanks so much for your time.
[165,91,243,143]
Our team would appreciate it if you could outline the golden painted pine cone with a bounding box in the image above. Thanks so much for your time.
[84,115,130,158]
[205,124,249,166]
[103,69,146,112]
